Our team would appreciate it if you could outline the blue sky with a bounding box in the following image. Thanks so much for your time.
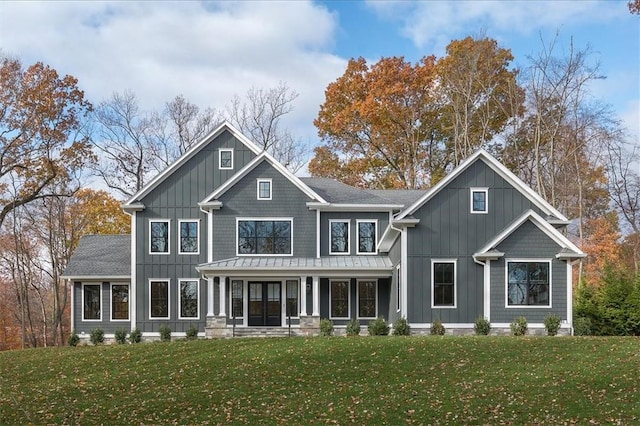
[1,0,638,162]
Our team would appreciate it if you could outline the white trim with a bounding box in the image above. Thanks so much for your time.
[316,209,321,258]
[178,219,200,255]
[329,279,351,320]
[356,219,378,255]
[484,260,491,321]
[130,211,137,331]
[207,277,214,317]
[329,219,350,255]
[356,279,378,319]
[566,261,573,332]
[257,178,272,200]
[219,276,226,316]
[219,148,234,170]
[149,219,170,255]
[69,279,74,330]
[110,283,130,322]
[470,187,488,214]
[149,279,171,320]
[300,276,308,316]
[505,259,552,308]
[431,259,457,309]
[236,217,293,257]
[207,210,213,263]
[396,264,401,313]
[312,276,320,316]
[63,275,130,281]
[306,202,403,212]
[81,283,102,322]
[401,229,408,316]
[178,279,200,320]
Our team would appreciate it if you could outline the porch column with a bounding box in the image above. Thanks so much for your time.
[219,276,227,316]
[312,276,320,316]
[300,276,308,316]
[207,277,214,316]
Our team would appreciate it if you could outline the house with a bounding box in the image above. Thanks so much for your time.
[62,121,585,340]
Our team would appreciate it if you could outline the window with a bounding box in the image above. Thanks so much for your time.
[231,280,243,318]
[150,220,170,254]
[257,179,272,200]
[83,284,101,321]
[111,284,129,321]
[357,220,377,254]
[507,261,550,306]
[179,280,199,319]
[179,220,199,254]
[286,280,299,318]
[150,280,170,319]
[237,219,292,255]
[357,280,377,318]
[470,188,488,213]
[330,220,349,255]
[432,261,456,308]
[219,149,233,170]
[330,280,350,318]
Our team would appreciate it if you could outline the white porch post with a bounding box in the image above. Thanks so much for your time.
[300,276,308,316]
[207,277,215,316]
[219,276,227,316]
[312,276,320,316]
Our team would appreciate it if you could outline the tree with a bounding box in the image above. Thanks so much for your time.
[629,0,640,14]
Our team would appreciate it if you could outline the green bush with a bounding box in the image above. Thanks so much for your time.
[510,317,528,336]
[319,318,334,336]
[543,314,562,336]
[573,316,592,336]
[68,331,80,347]
[159,325,171,342]
[345,319,360,336]
[115,329,128,344]
[129,327,142,344]
[368,317,389,336]
[185,325,198,340]
[474,317,491,335]
[392,317,411,336]
[430,319,445,336]
[89,328,104,345]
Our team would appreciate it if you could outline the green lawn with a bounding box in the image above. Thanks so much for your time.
[1,336,639,425]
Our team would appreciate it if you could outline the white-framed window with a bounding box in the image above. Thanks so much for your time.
[237,218,293,256]
[149,279,170,319]
[178,279,199,319]
[257,178,272,200]
[470,188,488,214]
[149,220,170,254]
[110,283,129,321]
[329,279,350,319]
[396,264,401,313]
[82,283,101,321]
[286,280,300,318]
[219,148,233,170]
[357,279,377,319]
[431,260,457,308]
[178,220,199,255]
[329,220,350,255]
[506,259,551,307]
[356,220,377,254]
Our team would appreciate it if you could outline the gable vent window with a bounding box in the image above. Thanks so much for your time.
[219,149,233,170]
[470,188,488,214]
[257,179,272,200]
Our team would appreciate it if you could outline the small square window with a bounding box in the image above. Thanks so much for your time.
[257,179,272,200]
[219,149,233,170]
[470,188,488,213]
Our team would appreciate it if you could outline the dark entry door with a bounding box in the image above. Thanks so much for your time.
[248,282,281,326]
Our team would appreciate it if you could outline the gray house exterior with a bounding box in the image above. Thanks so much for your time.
[63,122,585,340]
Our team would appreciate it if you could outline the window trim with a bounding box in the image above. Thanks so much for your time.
[505,258,552,308]
[257,178,272,201]
[285,279,300,319]
[329,219,350,255]
[356,279,378,319]
[178,219,200,255]
[470,187,489,214]
[178,279,200,320]
[149,219,170,255]
[236,217,294,257]
[219,148,234,170]
[149,279,171,320]
[431,259,457,309]
[110,283,129,321]
[356,219,378,255]
[396,264,401,313]
[329,279,351,320]
[82,283,102,322]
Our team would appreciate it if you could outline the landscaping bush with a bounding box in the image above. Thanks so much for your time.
[186,325,198,340]
[544,314,562,336]
[68,331,79,347]
[89,328,104,345]
[115,329,128,344]
[129,327,142,344]
[474,316,491,335]
[510,317,528,336]
[430,319,445,336]
[345,319,360,336]
[392,317,411,336]
[368,317,389,336]
[159,325,171,342]
[573,316,592,336]
[319,318,334,336]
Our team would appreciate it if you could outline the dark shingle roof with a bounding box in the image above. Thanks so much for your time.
[300,177,426,206]
[62,235,130,278]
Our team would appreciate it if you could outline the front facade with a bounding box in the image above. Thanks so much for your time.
[62,122,584,340]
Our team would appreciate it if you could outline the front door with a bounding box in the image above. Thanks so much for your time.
[248,282,281,326]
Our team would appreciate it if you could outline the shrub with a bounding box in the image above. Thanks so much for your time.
[68,331,80,347]
[368,317,389,336]
[159,325,171,342]
[392,317,411,336]
[319,318,334,336]
[544,314,562,336]
[186,325,198,340]
[510,317,528,336]
[115,329,128,344]
[474,316,491,335]
[573,316,592,336]
[345,319,360,336]
[430,319,445,336]
[129,327,142,344]
[89,328,104,345]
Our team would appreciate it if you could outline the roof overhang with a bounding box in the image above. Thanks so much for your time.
[377,217,420,252]
[121,203,144,213]
[306,202,404,212]
[61,275,131,281]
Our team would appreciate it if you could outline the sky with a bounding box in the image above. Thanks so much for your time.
[1,0,638,170]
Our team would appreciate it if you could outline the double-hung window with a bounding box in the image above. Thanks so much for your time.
[357,220,377,254]
[83,284,101,321]
[219,149,233,170]
[432,260,456,308]
[179,220,199,254]
[330,280,350,319]
[507,261,550,306]
[237,219,292,255]
[111,284,129,321]
[150,220,170,254]
[357,280,377,318]
[150,280,170,319]
[330,220,349,255]
[179,280,199,319]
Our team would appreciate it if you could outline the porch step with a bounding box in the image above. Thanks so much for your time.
[228,327,299,338]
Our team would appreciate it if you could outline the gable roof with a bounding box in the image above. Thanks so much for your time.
[62,235,131,279]
[396,149,569,222]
